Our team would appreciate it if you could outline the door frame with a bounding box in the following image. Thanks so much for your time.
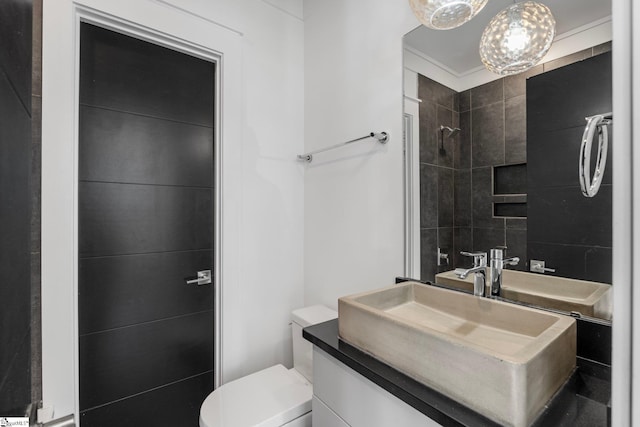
[74,7,224,419]
[42,1,242,422]
[75,3,223,408]
[402,68,421,280]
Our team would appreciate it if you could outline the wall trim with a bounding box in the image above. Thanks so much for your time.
[72,4,225,416]
[404,17,613,92]
[154,0,244,37]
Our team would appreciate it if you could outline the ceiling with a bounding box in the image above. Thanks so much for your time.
[403,0,612,75]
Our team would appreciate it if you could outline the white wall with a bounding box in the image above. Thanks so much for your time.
[303,0,417,309]
[169,0,307,382]
[42,0,304,420]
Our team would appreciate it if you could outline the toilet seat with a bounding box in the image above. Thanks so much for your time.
[199,364,312,427]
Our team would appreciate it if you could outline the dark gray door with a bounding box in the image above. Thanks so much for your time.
[78,23,214,425]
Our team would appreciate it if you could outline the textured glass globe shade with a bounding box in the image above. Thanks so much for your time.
[409,0,488,30]
[479,1,556,76]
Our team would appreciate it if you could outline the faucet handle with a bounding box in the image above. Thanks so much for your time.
[460,251,487,268]
[504,256,520,266]
[530,259,555,274]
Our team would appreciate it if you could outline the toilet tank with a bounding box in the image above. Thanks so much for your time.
[291,305,337,383]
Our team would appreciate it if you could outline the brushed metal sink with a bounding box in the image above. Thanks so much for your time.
[436,269,612,320]
[338,282,576,427]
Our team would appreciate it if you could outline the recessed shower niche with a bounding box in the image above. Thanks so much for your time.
[493,163,527,218]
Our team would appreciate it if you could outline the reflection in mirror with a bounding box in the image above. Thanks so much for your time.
[402,0,613,321]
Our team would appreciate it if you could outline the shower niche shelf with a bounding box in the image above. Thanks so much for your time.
[493,163,527,218]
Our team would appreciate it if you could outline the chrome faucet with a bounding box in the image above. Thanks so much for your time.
[488,248,520,296]
[455,251,487,296]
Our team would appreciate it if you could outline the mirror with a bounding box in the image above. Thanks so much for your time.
[403,0,613,321]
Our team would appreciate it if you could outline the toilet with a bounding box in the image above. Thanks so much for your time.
[199,305,338,427]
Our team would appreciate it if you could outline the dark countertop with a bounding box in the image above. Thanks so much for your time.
[304,319,611,427]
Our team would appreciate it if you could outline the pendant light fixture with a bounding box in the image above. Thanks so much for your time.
[409,0,488,30]
[479,1,556,76]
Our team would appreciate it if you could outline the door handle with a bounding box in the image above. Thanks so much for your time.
[185,270,212,286]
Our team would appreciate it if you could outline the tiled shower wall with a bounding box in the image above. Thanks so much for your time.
[418,42,612,282]
[417,77,460,280]
[527,51,612,283]
[418,72,529,281]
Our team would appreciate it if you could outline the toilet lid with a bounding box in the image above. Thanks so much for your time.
[200,364,312,427]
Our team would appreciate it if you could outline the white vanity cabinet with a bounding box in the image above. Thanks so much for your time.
[312,347,441,427]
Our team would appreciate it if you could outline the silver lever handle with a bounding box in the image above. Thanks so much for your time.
[460,251,487,267]
[186,270,212,286]
[438,247,449,266]
[460,251,485,257]
[530,260,556,274]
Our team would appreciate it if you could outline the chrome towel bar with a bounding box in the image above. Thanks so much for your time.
[579,112,612,198]
[297,131,388,163]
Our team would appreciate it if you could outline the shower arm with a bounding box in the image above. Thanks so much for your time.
[439,125,460,149]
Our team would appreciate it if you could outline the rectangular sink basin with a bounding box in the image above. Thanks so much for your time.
[435,269,612,320]
[338,282,576,427]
